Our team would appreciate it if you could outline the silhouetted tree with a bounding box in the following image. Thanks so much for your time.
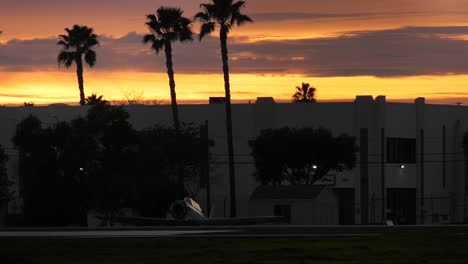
[83,104,137,223]
[13,116,72,226]
[85,93,108,106]
[143,7,193,198]
[0,144,12,226]
[249,127,357,186]
[132,124,209,217]
[11,107,210,226]
[0,145,11,200]
[143,7,193,132]
[57,25,99,106]
[195,0,253,218]
[292,83,317,103]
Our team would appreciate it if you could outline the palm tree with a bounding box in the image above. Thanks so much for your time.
[143,7,193,198]
[143,7,193,133]
[292,83,317,103]
[195,0,253,218]
[85,93,108,105]
[57,25,99,106]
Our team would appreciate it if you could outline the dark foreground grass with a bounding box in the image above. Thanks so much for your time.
[1,232,467,264]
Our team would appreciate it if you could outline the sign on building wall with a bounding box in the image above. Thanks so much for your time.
[313,175,336,186]
[313,172,354,188]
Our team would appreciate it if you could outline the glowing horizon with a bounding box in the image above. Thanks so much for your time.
[1,71,468,106]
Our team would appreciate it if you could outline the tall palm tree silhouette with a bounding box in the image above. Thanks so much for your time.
[143,7,193,133]
[57,25,99,106]
[195,0,253,217]
[143,7,193,198]
[292,83,317,103]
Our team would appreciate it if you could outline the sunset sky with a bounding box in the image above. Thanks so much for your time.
[2,0,468,105]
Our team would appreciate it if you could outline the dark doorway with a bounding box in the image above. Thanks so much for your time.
[387,188,416,225]
[274,204,291,224]
[337,188,355,225]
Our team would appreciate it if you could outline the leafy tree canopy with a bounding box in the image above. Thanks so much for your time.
[11,105,211,225]
[249,127,357,186]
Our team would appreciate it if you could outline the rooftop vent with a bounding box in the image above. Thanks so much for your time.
[209,97,226,104]
[255,97,275,104]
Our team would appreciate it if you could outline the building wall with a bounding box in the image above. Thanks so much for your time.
[1,96,468,223]
[248,188,339,225]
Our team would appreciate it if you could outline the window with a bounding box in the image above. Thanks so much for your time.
[386,138,416,163]
[274,204,291,224]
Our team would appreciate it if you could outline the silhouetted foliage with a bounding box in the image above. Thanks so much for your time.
[463,132,468,158]
[0,144,13,202]
[57,25,99,106]
[85,93,108,105]
[292,83,317,103]
[131,124,209,217]
[249,127,357,186]
[13,116,74,226]
[195,0,253,218]
[23,102,34,107]
[12,107,211,226]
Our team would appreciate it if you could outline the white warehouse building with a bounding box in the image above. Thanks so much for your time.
[1,95,467,225]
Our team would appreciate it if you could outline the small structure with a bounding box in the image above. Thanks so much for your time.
[249,185,339,225]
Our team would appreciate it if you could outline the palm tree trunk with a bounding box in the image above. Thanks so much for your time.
[164,41,184,199]
[76,55,85,106]
[220,27,236,218]
[164,42,180,132]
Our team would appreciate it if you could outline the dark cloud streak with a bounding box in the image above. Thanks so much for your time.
[3,26,468,77]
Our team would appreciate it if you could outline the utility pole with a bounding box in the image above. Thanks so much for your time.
[381,128,386,224]
[200,120,211,216]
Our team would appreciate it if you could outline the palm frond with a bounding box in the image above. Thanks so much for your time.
[179,27,194,42]
[199,22,216,40]
[86,34,99,47]
[194,11,210,22]
[233,14,253,26]
[199,3,216,19]
[231,0,247,12]
[85,50,96,67]
[57,51,75,68]
[151,39,165,53]
[56,40,69,48]
[142,34,156,44]
[144,7,194,47]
